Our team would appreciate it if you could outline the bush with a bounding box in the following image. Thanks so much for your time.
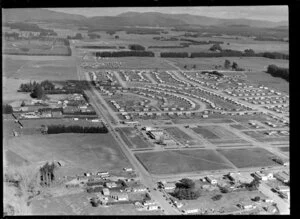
[3,104,13,114]
[128,44,145,51]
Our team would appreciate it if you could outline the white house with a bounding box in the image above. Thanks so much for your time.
[206,176,218,185]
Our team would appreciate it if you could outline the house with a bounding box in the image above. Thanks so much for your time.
[163,182,176,191]
[206,176,218,185]
[274,172,289,183]
[148,205,159,211]
[175,202,183,208]
[182,208,199,214]
[102,188,110,196]
[237,203,255,210]
[111,192,128,201]
[252,172,268,181]
[123,167,133,172]
[133,186,147,192]
[105,182,117,188]
[97,171,109,177]
[264,205,277,213]
[276,185,290,193]
[51,109,63,117]
[143,200,156,206]
[84,172,92,177]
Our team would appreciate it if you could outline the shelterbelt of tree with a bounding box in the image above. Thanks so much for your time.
[266,65,289,81]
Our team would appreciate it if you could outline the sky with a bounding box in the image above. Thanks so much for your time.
[49,6,288,22]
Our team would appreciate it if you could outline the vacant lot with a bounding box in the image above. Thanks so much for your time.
[3,55,77,80]
[118,127,153,149]
[31,192,162,215]
[4,133,131,175]
[217,147,279,168]
[135,149,234,175]
[242,130,289,143]
[164,127,200,146]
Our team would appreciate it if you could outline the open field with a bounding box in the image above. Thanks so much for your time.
[31,192,163,215]
[4,133,131,175]
[217,147,279,168]
[245,72,289,94]
[5,149,30,167]
[2,77,33,103]
[3,55,77,80]
[279,147,289,152]
[164,127,201,146]
[166,57,288,71]
[118,127,153,149]
[242,131,289,143]
[135,149,234,175]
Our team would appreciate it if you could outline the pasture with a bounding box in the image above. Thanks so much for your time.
[217,147,279,168]
[4,133,131,175]
[3,55,77,80]
[135,149,234,175]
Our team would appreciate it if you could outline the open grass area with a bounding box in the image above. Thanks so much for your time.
[3,55,77,80]
[118,127,153,149]
[31,192,163,215]
[4,133,131,175]
[217,147,279,168]
[2,77,33,103]
[245,71,289,94]
[164,127,200,146]
[242,130,289,143]
[135,149,234,175]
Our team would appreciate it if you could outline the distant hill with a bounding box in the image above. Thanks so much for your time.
[2,8,86,22]
[2,9,288,29]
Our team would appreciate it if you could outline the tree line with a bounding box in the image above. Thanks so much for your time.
[266,65,289,81]
[160,52,189,58]
[95,51,154,57]
[19,80,55,92]
[46,125,108,134]
[128,44,146,51]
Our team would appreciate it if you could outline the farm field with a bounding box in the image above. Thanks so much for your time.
[279,147,289,152]
[244,72,289,94]
[3,55,77,80]
[31,192,163,215]
[217,147,279,168]
[135,149,234,175]
[118,127,153,149]
[166,57,288,71]
[4,133,131,175]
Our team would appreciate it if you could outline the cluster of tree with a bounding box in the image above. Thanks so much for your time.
[266,65,289,81]
[128,44,146,51]
[171,178,201,200]
[153,36,179,41]
[126,30,161,35]
[209,44,223,51]
[39,162,56,187]
[181,38,224,45]
[95,51,154,57]
[5,51,71,56]
[240,179,261,191]
[148,45,186,49]
[87,33,101,39]
[223,60,244,71]
[67,33,83,40]
[77,45,117,49]
[63,111,96,116]
[4,22,57,36]
[211,194,223,201]
[260,52,289,60]
[202,71,224,77]
[46,125,108,134]
[30,84,45,99]
[86,181,104,187]
[19,80,55,92]
[160,52,189,58]
[3,104,13,114]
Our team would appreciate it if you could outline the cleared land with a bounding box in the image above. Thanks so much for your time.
[217,147,279,168]
[4,133,131,176]
[242,130,289,143]
[135,149,234,175]
[3,55,77,80]
[118,127,153,149]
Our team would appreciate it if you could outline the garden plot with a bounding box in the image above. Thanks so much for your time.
[190,125,249,145]
[118,127,153,149]
[135,149,234,175]
[217,147,279,168]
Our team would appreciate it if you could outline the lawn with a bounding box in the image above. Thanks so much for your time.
[4,133,131,175]
[135,149,234,175]
[217,147,279,168]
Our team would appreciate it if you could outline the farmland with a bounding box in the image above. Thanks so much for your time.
[135,150,234,175]
[217,148,279,168]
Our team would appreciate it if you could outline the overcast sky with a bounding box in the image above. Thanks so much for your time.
[49,6,288,22]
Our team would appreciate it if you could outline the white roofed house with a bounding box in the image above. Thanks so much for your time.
[110,192,129,201]
[206,176,218,185]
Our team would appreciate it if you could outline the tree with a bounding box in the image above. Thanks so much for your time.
[20,101,26,107]
[184,65,187,69]
[252,196,261,202]
[177,178,195,189]
[193,64,196,69]
[75,33,83,39]
[3,104,13,114]
[232,62,239,70]
[31,84,44,99]
[244,49,255,56]
[128,44,145,51]
[212,194,222,201]
[115,35,119,39]
[224,60,231,69]
[209,44,222,51]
